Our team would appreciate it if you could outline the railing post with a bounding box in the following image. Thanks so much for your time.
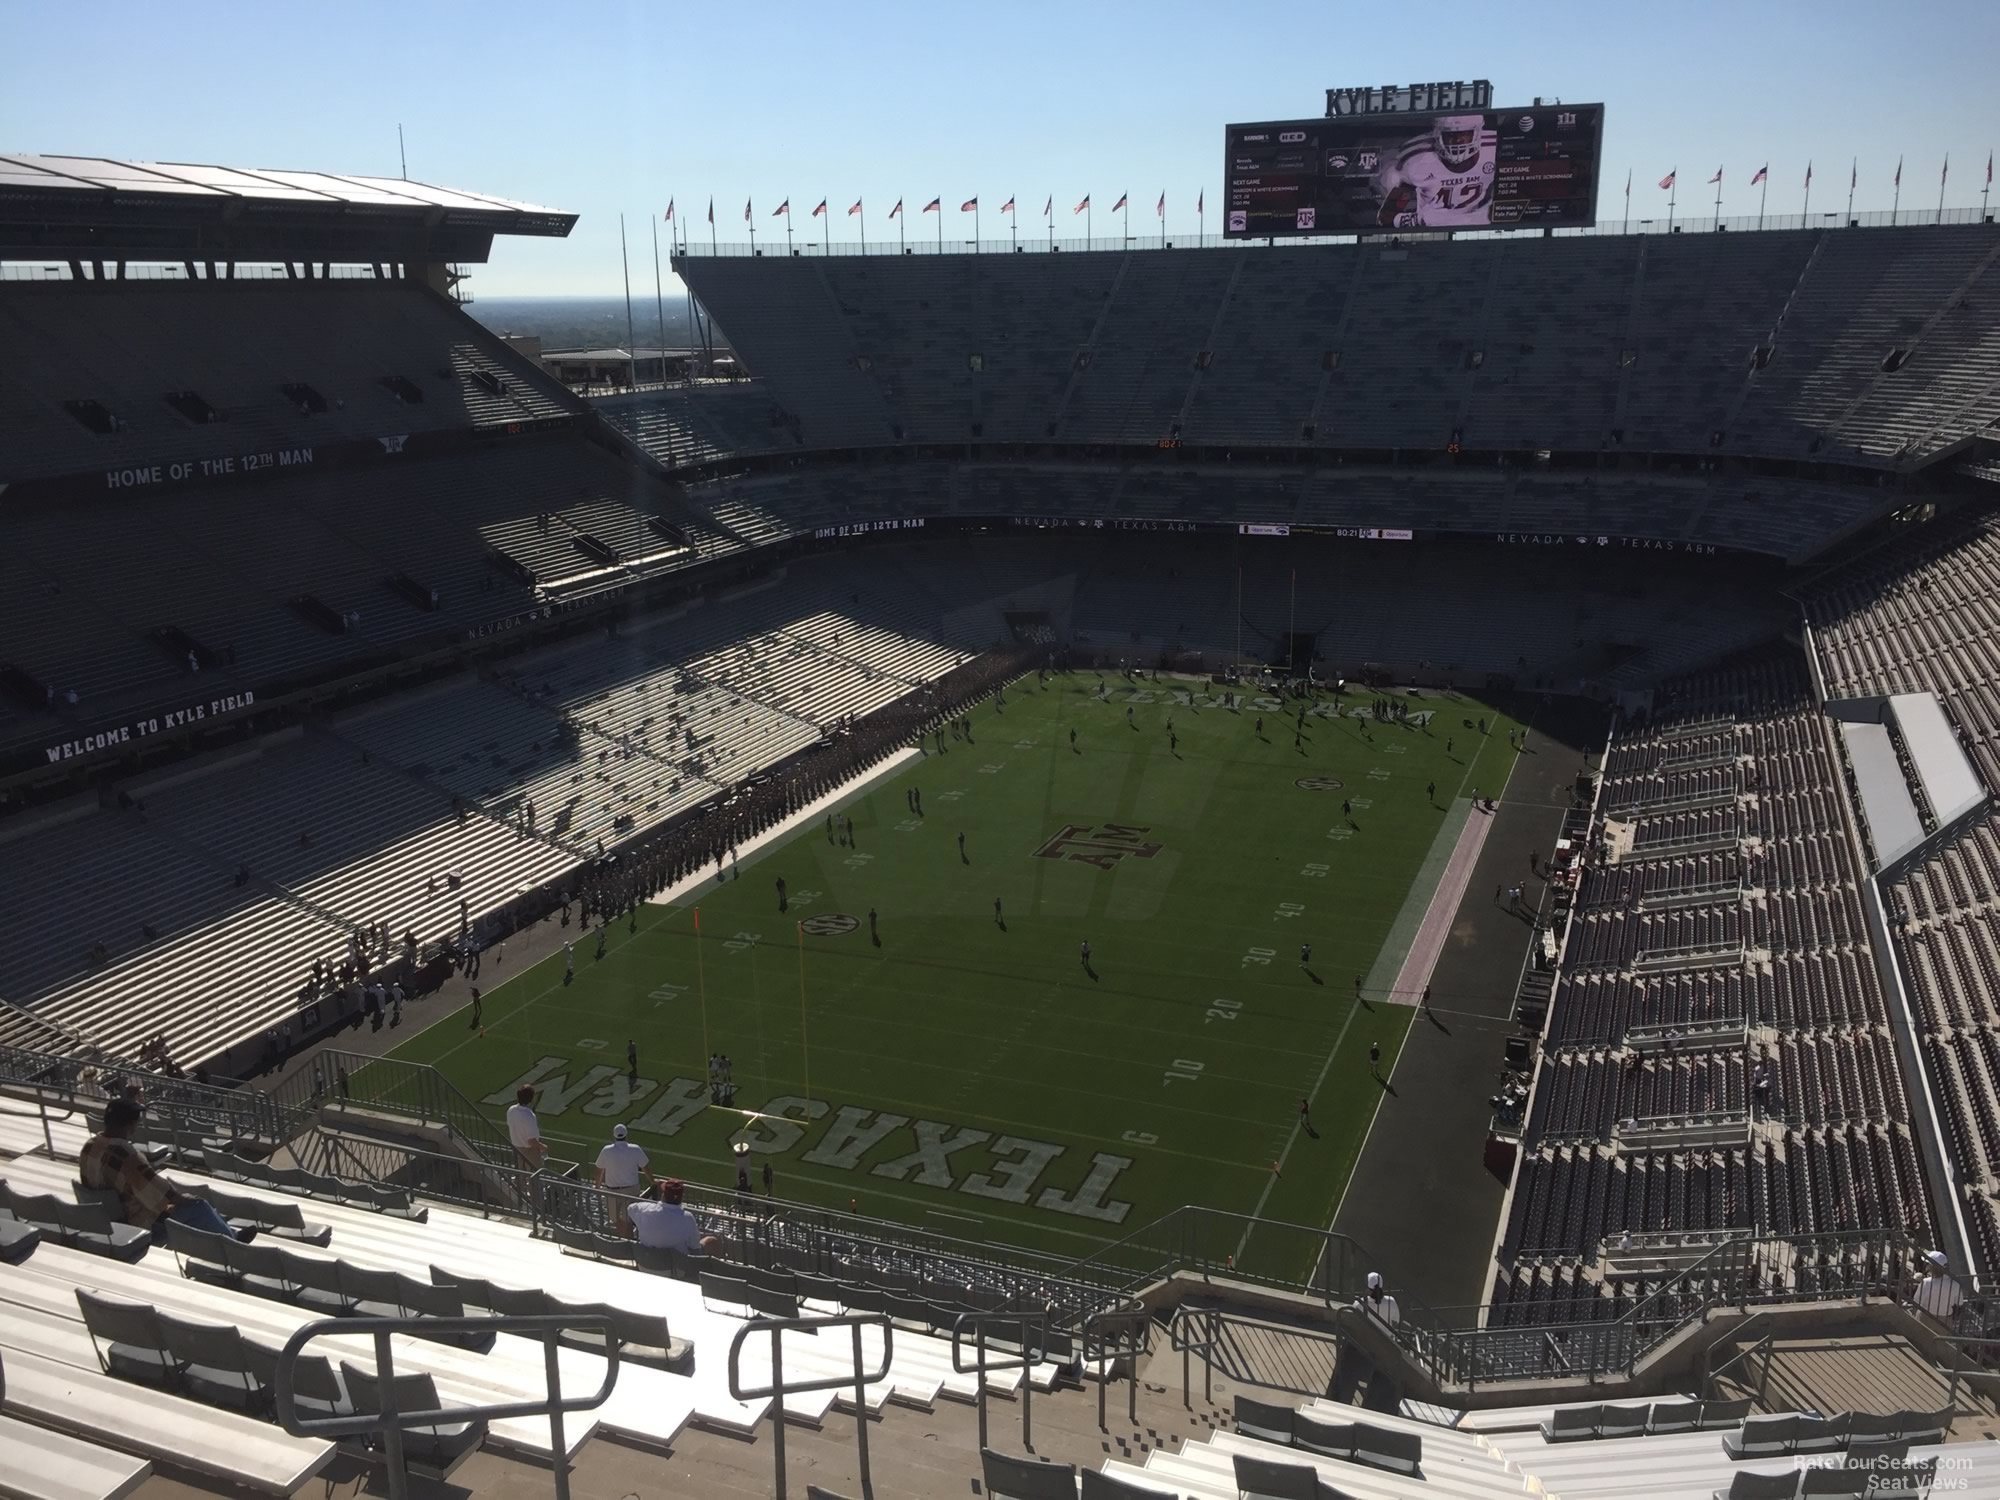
[768,1324,788,1498]
[375,1327,410,1500]
[1020,1322,1032,1451]
[850,1320,873,1500]
[974,1322,988,1450]
[544,1328,570,1500]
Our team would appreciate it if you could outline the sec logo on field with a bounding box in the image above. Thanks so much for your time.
[800,913,859,936]
[1295,776,1346,792]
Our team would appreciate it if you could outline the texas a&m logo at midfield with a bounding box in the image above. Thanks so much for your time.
[1034,822,1163,870]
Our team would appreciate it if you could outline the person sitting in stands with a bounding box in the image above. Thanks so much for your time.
[625,1177,720,1258]
[80,1097,248,1241]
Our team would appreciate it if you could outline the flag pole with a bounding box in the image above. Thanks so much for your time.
[824,198,830,255]
[1757,174,1767,229]
[1668,175,1677,233]
[1846,161,1855,222]
[1161,191,1166,249]
[1010,199,1017,253]
[709,198,717,255]
[975,200,981,252]
[859,199,866,255]
[936,199,942,252]
[1622,169,1630,234]
[651,215,668,385]
[1712,168,1722,225]
[1199,193,1205,245]
[1938,155,1949,225]
[785,209,793,255]
[1984,157,1992,222]
[898,202,905,254]
[1893,158,1902,223]
[748,201,756,255]
[619,213,638,391]
[1122,194,1129,244]
[1087,200,1093,244]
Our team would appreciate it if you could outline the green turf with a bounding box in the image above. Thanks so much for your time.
[389,674,1520,1278]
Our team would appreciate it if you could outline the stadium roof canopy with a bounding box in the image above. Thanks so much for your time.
[0,153,576,263]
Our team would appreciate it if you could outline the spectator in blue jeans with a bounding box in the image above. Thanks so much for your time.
[78,1097,249,1241]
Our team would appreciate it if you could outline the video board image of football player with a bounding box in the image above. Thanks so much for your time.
[1373,113,1498,228]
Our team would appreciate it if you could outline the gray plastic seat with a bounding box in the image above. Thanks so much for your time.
[339,1364,486,1480]
[1724,1414,1799,1460]
[0,1217,42,1263]
[76,1289,178,1386]
[486,1281,550,1318]
[1081,1470,1179,1499]
[1351,1420,1420,1475]
[157,1311,265,1413]
[1713,1471,1801,1500]
[1541,1403,1603,1441]
[552,1300,693,1370]
[1234,1393,1297,1445]
[243,1340,349,1424]
[1799,1465,1871,1496]
[1649,1399,1703,1434]
[1293,1415,1355,1460]
[283,1249,355,1316]
[1232,1452,1333,1500]
[981,1448,1079,1500]
[341,1264,405,1320]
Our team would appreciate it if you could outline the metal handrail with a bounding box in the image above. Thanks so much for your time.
[273,1312,620,1500]
[1082,1305,1151,1431]
[727,1312,895,1500]
[1170,1304,1223,1408]
[950,1310,1050,1452]
[1705,1312,1779,1404]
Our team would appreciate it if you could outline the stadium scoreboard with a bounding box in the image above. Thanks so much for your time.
[1224,102,1604,238]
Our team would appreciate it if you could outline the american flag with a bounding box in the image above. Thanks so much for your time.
[811,199,827,217]
[889,199,903,219]
[1156,192,1165,217]
[1000,196,1015,214]
[848,200,862,216]
[663,199,675,221]
[1074,195,1090,214]
[922,197,940,213]
[1658,169,1676,190]
[772,199,789,217]
[1111,192,1128,211]
[961,197,977,211]
[1748,166,1767,186]
[1708,166,1722,185]
[1043,196,1052,217]
[743,199,751,222]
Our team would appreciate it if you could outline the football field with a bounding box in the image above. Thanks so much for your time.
[389,673,1521,1278]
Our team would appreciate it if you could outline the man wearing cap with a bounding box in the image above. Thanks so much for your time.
[1357,1271,1401,1329]
[595,1123,650,1232]
[626,1177,719,1263]
[1912,1249,1965,1327]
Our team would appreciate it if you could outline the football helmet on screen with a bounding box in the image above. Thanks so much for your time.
[1433,114,1483,169]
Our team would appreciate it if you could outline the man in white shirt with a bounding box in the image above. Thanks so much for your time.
[625,1178,718,1259]
[505,1085,546,1170]
[594,1123,649,1232]
[1358,1271,1401,1328]
[596,1124,648,1190]
[1913,1249,1965,1326]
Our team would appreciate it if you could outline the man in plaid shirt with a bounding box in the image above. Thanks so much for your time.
[79,1097,242,1240]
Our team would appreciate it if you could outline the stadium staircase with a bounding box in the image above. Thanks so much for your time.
[1048,253,1136,439]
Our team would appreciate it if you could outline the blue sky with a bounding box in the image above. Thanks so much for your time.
[3,0,1996,295]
